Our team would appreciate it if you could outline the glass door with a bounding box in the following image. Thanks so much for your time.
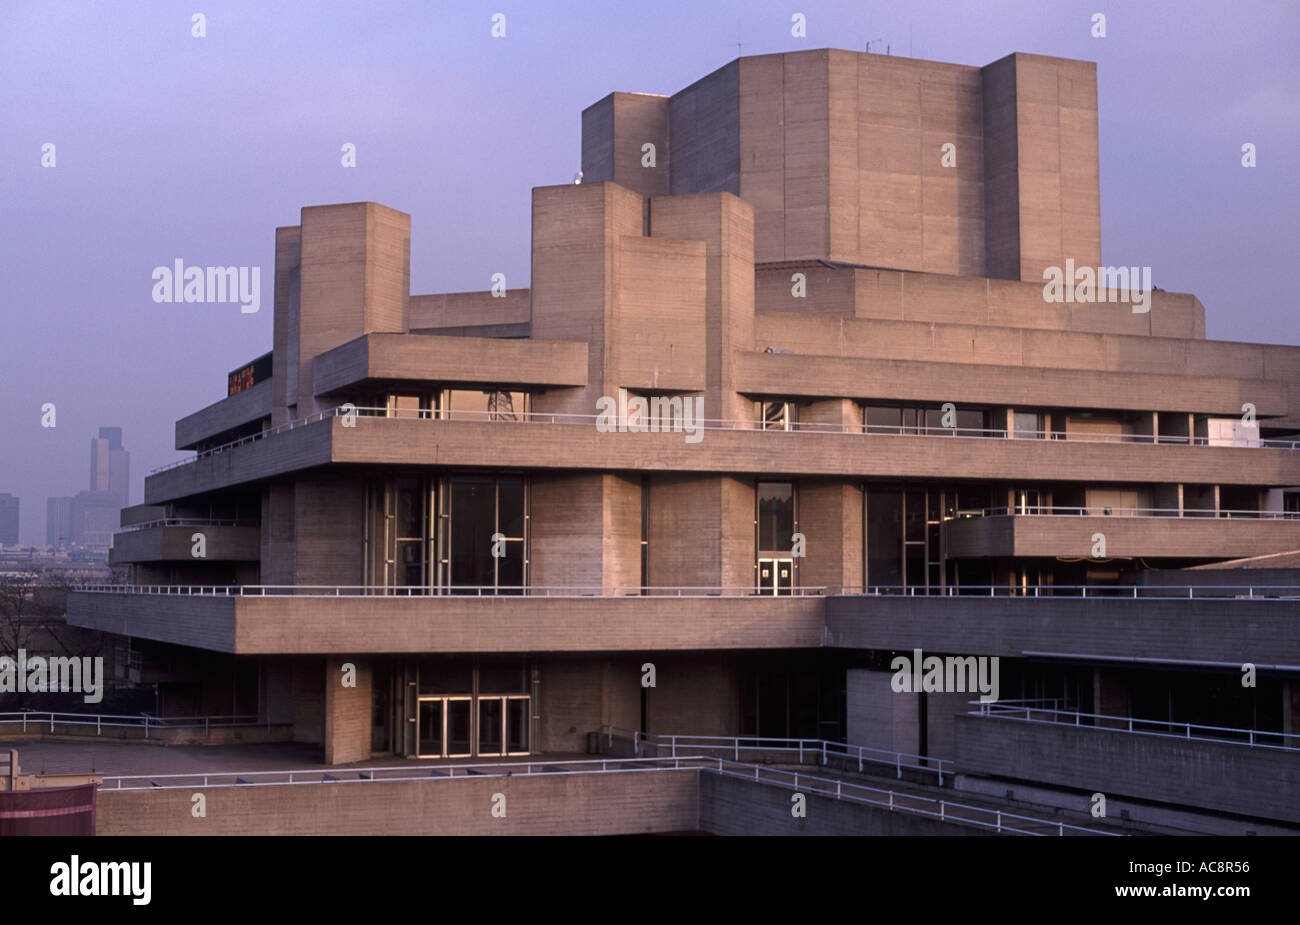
[416,696,474,758]
[446,697,472,757]
[417,698,443,758]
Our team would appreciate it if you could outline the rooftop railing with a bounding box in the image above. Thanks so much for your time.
[70,582,1300,599]
[119,518,260,531]
[969,505,1299,520]
[971,699,1300,751]
[0,711,267,737]
[95,753,1117,835]
[597,725,953,784]
[147,403,1300,474]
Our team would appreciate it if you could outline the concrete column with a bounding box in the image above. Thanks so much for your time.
[797,479,863,592]
[925,690,974,761]
[847,669,920,754]
[323,656,372,765]
[295,202,411,415]
[649,192,756,423]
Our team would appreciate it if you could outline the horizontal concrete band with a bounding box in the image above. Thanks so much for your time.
[144,416,1300,505]
[68,591,1298,661]
[824,595,1300,665]
[109,525,261,564]
[175,378,273,450]
[943,515,1300,559]
[312,332,589,396]
[734,351,1287,417]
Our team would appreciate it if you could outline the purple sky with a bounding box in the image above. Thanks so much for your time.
[2,0,1297,543]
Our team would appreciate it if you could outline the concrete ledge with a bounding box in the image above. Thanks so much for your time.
[943,515,1300,560]
[312,332,589,396]
[824,594,1300,664]
[175,379,273,450]
[97,769,700,835]
[954,714,1300,824]
[110,525,261,564]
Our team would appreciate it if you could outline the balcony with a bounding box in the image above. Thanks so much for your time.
[943,506,1300,560]
[68,582,1300,663]
[311,332,589,397]
[142,405,1300,505]
[954,705,1300,823]
[67,584,826,654]
[824,586,1300,666]
[109,519,261,565]
[175,378,272,450]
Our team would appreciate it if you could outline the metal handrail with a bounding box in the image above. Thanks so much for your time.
[100,756,703,790]
[69,582,1300,599]
[970,505,1299,520]
[95,753,1117,835]
[148,403,1300,474]
[0,711,270,738]
[597,725,953,784]
[971,700,1300,751]
[704,757,1119,835]
[119,518,260,531]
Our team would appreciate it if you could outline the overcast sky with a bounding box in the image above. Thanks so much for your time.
[2,0,1297,543]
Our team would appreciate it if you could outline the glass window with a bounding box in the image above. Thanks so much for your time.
[1014,411,1043,439]
[506,698,529,753]
[757,481,795,552]
[761,401,793,431]
[479,657,528,694]
[478,698,504,754]
[446,475,528,593]
[865,406,901,434]
[418,657,473,695]
[866,489,902,586]
[387,394,423,419]
[956,409,987,435]
[443,390,527,421]
[449,477,495,590]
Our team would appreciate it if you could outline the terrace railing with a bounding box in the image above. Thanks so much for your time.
[71,582,1300,600]
[148,403,1300,475]
[970,699,1300,751]
[96,753,1117,836]
[597,725,953,784]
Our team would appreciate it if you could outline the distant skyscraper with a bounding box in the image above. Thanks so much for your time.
[89,426,130,506]
[0,494,18,545]
[72,491,120,549]
[46,496,75,547]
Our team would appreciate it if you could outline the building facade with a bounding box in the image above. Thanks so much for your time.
[89,426,130,506]
[69,50,1300,828]
[0,494,18,545]
[46,496,74,548]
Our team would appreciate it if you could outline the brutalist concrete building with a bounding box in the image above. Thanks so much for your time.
[71,49,1300,830]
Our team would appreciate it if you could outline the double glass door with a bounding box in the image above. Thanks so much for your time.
[417,696,473,758]
[416,694,530,758]
[758,557,793,595]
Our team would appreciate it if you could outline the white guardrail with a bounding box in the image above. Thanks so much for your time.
[70,582,1300,599]
[972,699,1300,751]
[149,403,1300,475]
[0,711,268,737]
[96,754,1117,836]
[598,726,953,784]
